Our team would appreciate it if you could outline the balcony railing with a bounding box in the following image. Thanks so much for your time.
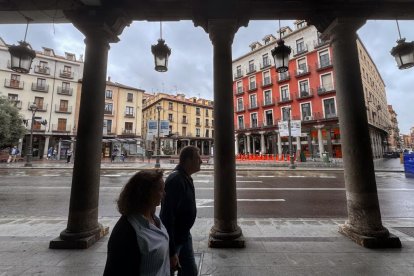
[248,103,259,110]
[195,123,201,127]
[60,70,74,79]
[28,103,48,112]
[122,129,135,135]
[57,86,73,96]
[4,79,24,89]
[316,60,333,70]
[11,100,22,109]
[237,124,245,130]
[246,65,256,74]
[278,72,290,83]
[260,60,272,69]
[31,83,49,92]
[34,66,50,75]
[236,105,245,113]
[124,112,135,118]
[317,85,335,95]
[250,122,259,129]
[293,44,308,56]
[295,65,310,77]
[30,124,47,132]
[104,109,114,116]
[235,87,244,95]
[234,71,243,79]
[314,38,329,48]
[261,78,272,88]
[248,83,257,92]
[262,98,275,107]
[278,96,292,104]
[52,124,72,133]
[181,119,188,124]
[55,105,72,113]
[296,88,314,100]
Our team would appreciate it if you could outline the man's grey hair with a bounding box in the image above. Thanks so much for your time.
[179,145,199,164]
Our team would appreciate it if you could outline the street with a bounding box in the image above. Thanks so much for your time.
[1,168,413,219]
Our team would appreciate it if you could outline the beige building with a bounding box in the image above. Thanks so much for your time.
[387,105,400,151]
[0,37,83,159]
[142,93,214,155]
[75,77,145,159]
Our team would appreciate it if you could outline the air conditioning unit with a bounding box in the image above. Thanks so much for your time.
[318,87,326,93]
[304,116,313,121]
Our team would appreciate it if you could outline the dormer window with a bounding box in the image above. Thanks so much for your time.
[296,21,306,29]
[65,53,75,61]
[280,30,286,37]
[251,45,256,51]
[43,49,52,56]
[264,38,270,45]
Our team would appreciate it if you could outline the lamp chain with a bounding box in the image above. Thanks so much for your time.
[160,21,163,40]
[396,20,402,40]
[278,19,281,40]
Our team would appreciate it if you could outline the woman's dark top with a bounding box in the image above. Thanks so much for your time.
[103,216,141,276]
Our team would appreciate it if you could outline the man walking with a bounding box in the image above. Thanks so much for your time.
[160,145,202,276]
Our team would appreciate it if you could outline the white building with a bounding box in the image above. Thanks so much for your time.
[0,37,84,159]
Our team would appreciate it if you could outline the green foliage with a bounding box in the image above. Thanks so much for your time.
[0,97,26,149]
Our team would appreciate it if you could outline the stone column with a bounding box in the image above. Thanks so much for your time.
[201,140,205,155]
[307,131,313,159]
[260,131,266,154]
[315,125,324,158]
[296,136,301,161]
[208,140,212,156]
[43,136,50,158]
[50,9,131,249]
[326,127,333,158]
[324,18,400,248]
[246,132,251,154]
[204,19,245,248]
[57,140,62,161]
[277,131,282,159]
[174,139,178,155]
[234,135,239,155]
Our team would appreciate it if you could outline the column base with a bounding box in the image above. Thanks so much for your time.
[49,225,109,249]
[208,225,245,248]
[339,224,401,249]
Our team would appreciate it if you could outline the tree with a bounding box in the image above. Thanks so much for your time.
[0,97,26,149]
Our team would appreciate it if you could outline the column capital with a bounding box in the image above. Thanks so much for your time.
[65,8,131,43]
[314,125,325,129]
[322,18,366,41]
[245,132,251,136]
[194,19,248,45]
[259,131,265,135]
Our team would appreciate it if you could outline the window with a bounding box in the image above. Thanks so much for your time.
[183,105,187,113]
[37,78,46,89]
[212,120,214,127]
[105,90,113,99]
[10,74,20,88]
[106,119,112,133]
[280,86,290,101]
[59,100,68,112]
[296,38,306,53]
[182,127,187,136]
[205,119,209,126]
[125,122,133,131]
[182,115,187,124]
[296,21,306,29]
[58,118,67,131]
[264,90,272,105]
[34,97,44,109]
[321,73,333,91]
[324,98,336,118]
[196,107,200,115]
[127,93,133,102]
[206,109,209,116]
[62,82,70,91]
[249,94,257,108]
[238,116,244,129]
[105,103,113,114]
[237,98,244,111]
[251,113,258,128]
[280,30,286,37]
[319,50,330,67]
[265,110,273,126]
[196,118,201,126]
[125,106,134,116]
[8,94,18,101]
[63,65,71,73]
[248,60,255,73]
[262,54,270,67]
[263,71,271,85]
[168,113,173,122]
[301,103,311,120]
[168,102,173,110]
[299,80,309,96]
[249,76,256,90]
[196,128,200,137]
[297,58,307,72]
[236,65,242,76]
[205,129,209,137]
[264,37,270,45]
[39,61,48,68]
[282,107,291,121]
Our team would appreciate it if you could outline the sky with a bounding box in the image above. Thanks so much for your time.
[0,20,412,134]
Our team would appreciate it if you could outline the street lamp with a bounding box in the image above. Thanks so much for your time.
[155,103,162,168]
[25,102,38,167]
[390,20,414,70]
[285,108,296,169]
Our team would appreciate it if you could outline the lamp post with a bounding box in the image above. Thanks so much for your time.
[286,108,296,169]
[155,104,162,168]
[25,102,38,167]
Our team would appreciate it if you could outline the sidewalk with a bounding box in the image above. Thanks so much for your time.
[1,217,414,275]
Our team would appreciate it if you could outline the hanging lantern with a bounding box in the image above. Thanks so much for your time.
[390,20,414,70]
[8,18,36,74]
[151,39,171,72]
[151,22,171,72]
[271,39,291,73]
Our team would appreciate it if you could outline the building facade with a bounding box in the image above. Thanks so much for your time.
[0,37,83,159]
[387,105,401,151]
[74,77,145,159]
[142,93,214,155]
[232,21,389,160]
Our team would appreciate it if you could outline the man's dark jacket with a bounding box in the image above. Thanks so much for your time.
[103,215,141,276]
[160,165,197,256]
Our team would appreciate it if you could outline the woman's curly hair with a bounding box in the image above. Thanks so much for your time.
[117,170,163,215]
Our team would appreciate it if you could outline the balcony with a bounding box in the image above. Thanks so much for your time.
[34,66,50,75]
[248,83,257,92]
[325,113,338,119]
[28,103,48,112]
[237,124,245,130]
[31,83,49,93]
[236,105,245,113]
[10,100,22,109]
[261,78,273,88]
[235,87,244,95]
[195,123,201,127]
[4,79,24,89]
[104,109,114,116]
[181,119,188,124]
[316,60,333,71]
[57,86,73,96]
[248,103,259,111]
[52,124,72,133]
[30,124,47,132]
[277,96,292,105]
[122,129,135,135]
[296,88,314,100]
[124,112,135,118]
[278,72,290,83]
[260,60,272,69]
[55,105,72,114]
[302,115,315,122]
[250,122,259,129]
[314,38,329,49]
[262,120,276,128]
[234,71,243,79]
[262,98,275,107]
[295,65,310,77]
[293,45,308,56]
[246,65,256,75]
[317,85,335,95]
[60,70,74,79]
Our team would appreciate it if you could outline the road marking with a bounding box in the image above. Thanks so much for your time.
[288,175,306,178]
[102,174,121,177]
[237,180,262,183]
[258,175,275,178]
[237,199,285,202]
[194,180,210,183]
[42,174,60,177]
[196,198,285,208]
[196,187,345,191]
[319,176,337,178]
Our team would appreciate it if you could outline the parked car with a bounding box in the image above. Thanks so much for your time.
[383,151,400,158]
